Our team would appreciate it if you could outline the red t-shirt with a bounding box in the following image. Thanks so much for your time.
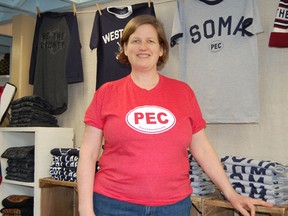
[84,74,206,206]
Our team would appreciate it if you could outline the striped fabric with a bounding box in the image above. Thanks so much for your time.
[269,0,288,47]
[221,155,288,205]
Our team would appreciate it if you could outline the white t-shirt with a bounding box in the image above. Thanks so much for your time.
[171,0,263,123]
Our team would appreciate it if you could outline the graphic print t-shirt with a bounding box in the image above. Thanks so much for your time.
[29,12,83,115]
[90,2,155,89]
[84,74,206,206]
[171,0,263,123]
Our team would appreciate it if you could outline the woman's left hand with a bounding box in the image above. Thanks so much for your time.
[227,192,273,216]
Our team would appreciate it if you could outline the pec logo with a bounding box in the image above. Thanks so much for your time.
[126,106,176,134]
[210,40,224,52]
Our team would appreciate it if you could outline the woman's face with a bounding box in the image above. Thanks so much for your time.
[124,24,163,71]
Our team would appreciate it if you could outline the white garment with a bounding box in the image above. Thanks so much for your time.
[221,155,288,174]
[171,0,263,123]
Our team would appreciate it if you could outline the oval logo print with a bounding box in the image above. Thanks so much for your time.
[209,40,224,52]
[126,106,176,134]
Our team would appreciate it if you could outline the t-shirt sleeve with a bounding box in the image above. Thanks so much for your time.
[89,11,101,50]
[251,0,263,35]
[187,86,206,134]
[84,85,106,129]
[29,16,42,84]
[170,1,183,47]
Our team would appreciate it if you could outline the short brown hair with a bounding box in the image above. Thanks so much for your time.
[116,15,169,68]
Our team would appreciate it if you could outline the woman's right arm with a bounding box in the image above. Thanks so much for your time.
[77,125,103,216]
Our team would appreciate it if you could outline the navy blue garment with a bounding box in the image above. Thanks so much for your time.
[90,2,155,89]
[1,146,35,182]
[29,12,83,114]
[8,95,59,127]
[93,193,191,216]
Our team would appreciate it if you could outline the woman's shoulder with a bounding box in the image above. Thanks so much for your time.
[161,74,191,89]
[97,75,130,91]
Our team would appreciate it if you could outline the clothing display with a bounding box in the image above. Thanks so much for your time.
[0,82,17,126]
[49,148,79,182]
[189,152,216,196]
[84,74,206,206]
[221,155,288,205]
[269,0,288,47]
[171,0,263,123]
[29,12,84,115]
[90,2,155,89]
[2,1,288,214]
[1,146,34,182]
[0,53,10,75]
[226,172,288,185]
[1,195,33,216]
[8,95,58,127]
[221,155,288,174]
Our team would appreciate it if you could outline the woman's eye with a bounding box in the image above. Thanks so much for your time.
[131,39,139,44]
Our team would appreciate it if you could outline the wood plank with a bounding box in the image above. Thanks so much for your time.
[39,177,77,189]
[205,198,288,215]
[39,177,78,216]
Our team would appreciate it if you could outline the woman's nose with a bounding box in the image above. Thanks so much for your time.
[139,42,148,50]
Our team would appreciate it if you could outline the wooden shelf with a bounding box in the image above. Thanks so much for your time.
[191,195,288,216]
[40,178,288,216]
[40,177,77,189]
[39,177,78,216]
[0,127,74,216]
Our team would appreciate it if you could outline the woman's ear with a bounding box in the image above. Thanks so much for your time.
[124,43,128,56]
[159,46,163,57]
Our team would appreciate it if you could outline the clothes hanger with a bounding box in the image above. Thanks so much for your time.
[72,3,77,16]
[96,3,102,15]
[36,6,41,17]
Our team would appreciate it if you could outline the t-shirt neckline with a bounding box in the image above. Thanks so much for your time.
[107,6,133,19]
[128,74,163,92]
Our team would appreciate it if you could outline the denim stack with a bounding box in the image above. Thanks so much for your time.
[0,53,10,75]
[8,95,58,127]
[1,146,34,182]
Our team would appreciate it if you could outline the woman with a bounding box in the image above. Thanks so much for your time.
[77,15,272,216]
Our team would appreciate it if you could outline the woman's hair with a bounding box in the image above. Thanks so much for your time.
[116,15,169,68]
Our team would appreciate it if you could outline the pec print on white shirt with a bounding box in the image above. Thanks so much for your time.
[126,105,176,134]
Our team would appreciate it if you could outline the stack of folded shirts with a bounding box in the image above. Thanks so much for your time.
[8,95,59,127]
[0,55,10,75]
[189,152,216,196]
[0,195,33,216]
[49,148,79,182]
[1,146,34,182]
[221,155,288,205]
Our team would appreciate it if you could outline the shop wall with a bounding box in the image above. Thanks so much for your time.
[0,23,12,36]
[56,0,288,164]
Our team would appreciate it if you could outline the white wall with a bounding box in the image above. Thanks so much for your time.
[57,0,288,165]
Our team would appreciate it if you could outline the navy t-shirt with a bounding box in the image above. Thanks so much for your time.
[90,2,156,89]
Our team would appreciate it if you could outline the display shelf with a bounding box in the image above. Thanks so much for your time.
[1,179,34,187]
[191,194,288,216]
[204,198,288,216]
[39,177,78,216]
[0,127,74,216]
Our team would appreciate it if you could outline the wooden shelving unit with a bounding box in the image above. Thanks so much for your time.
[0,127,74,216]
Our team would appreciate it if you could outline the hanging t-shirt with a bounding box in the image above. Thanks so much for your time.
[269,0,288,47]
[84,74,206,206]
[29,12,84,115]
[90,2,155,89]
[171,0,263,123]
